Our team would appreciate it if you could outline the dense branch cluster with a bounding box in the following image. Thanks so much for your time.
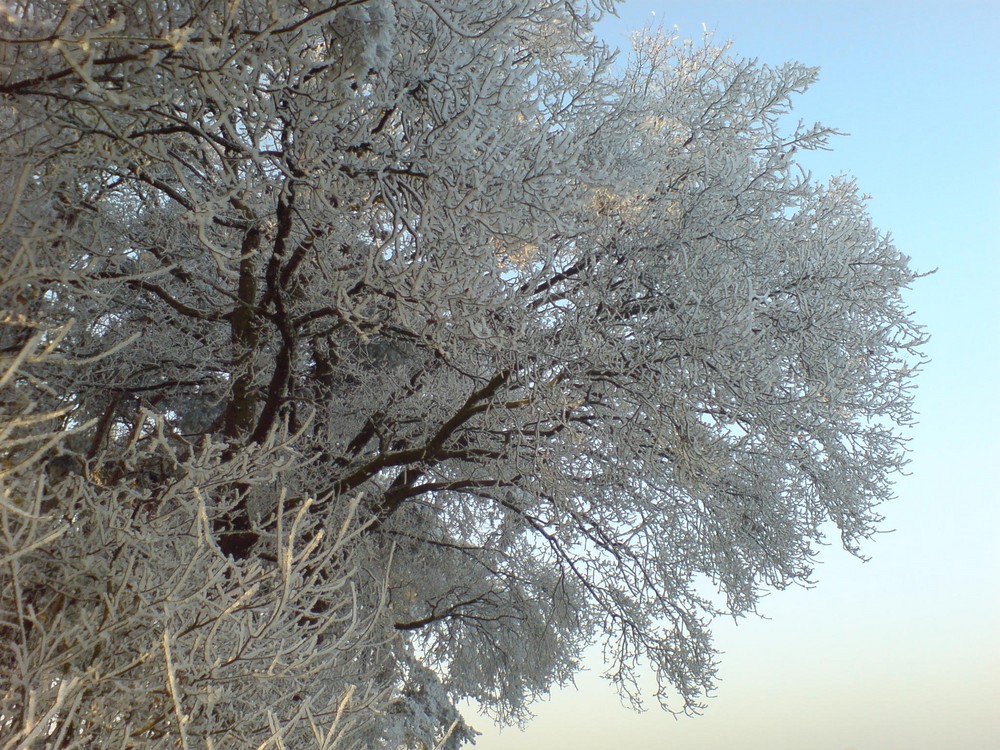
[1,1,925,747]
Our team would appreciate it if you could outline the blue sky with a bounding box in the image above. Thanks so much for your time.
[471,2,1000,748]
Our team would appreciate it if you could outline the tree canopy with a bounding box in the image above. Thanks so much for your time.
[1,1,925,747]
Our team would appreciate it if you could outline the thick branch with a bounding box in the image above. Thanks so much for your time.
[128,280,226,321]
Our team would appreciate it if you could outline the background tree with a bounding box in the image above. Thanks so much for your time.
[1,0,925,747]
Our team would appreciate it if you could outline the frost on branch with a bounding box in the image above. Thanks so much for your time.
[1,0,925,746]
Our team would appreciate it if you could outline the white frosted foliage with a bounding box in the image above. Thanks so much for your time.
[1,1,925,747]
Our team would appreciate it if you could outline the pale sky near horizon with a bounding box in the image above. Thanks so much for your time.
[470,2,1000,748]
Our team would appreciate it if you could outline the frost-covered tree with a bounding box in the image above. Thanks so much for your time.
[1,0,925,747]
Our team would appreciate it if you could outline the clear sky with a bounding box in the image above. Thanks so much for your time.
[470,2,1000,748]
